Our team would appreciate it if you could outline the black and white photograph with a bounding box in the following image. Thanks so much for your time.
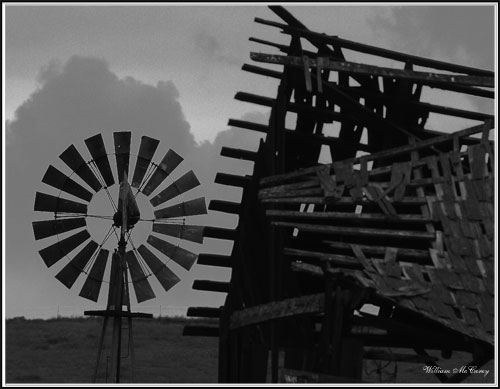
[3,2,497,385]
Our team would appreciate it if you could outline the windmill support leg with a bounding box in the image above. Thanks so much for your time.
[92,315,109,382]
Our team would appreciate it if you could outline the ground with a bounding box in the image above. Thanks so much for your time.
[5,317,495,384]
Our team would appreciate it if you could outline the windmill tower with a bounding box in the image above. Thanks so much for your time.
[33,132,207,382]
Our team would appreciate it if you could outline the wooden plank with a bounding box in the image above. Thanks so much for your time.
[192,280,230,293]
[364,349,438,363]
[260,121,493,186]
[266,209,432,223]
[242,63,282,79]
[255,15,493,77]
[197,253,232,268]
[274,221,435,240]
[323,240,431,262]
[203,226,237,241]
[220,146,259,161]
[215,172,251,188]
[208,199,241,215]
[183,325,219,337]
[230,293,324,329]
[186,306,222,318]
[261,196,426,206]
[284,248,363,269]
[251,53,494,88]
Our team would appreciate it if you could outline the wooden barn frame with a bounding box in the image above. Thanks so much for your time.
[184,6,495,383]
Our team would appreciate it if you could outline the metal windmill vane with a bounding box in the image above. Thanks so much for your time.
[32,131,207,382]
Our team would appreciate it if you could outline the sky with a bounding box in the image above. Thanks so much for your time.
[3,3,496,319]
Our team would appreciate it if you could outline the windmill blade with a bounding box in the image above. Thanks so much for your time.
[59,144,102,192]
[154,197,207,220]
[33,217,86,240]
[39,230,91,267]
[141,149,183,196]
[125,250,156,303]
[55,241,99,289]
[79,248,109,302]
[85,134,115,187]
[147,235,197,271]
[152,223,205,244]
[34,192,88,214]
[114,131,131,183]
[132,136,160,188]
[150,170,201,207]
[137,245,180,292]
[42,165,93,202]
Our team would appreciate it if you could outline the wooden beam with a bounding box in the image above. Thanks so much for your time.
[243,63,282,79]
[186,306,222,318]
[260,121,493,186]
[203,226,237,241]
[197,253,232,268]
[183,325,219,337]
[266,209,433,224]
[208,199,241,215]
[255,14,493,77]
[230,293,325,329]
[274,222,435,240]
[284,248,363,269]
[250,53,494,88]
[215,172,251,188]
[364,349,438,363]
[192,280,230,293]
[261,196,427,206]
[322,241,431,262]
[220,146,258,161]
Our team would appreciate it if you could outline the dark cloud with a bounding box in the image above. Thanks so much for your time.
[5,55,266,315]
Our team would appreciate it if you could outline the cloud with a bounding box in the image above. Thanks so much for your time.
[370,6,494,71]
[5,55,267,315]
[193,30,240,67]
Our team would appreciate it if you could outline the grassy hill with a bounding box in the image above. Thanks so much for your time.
[5,317,495,384]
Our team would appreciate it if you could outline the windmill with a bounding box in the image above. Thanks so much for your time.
[32,132,207,382]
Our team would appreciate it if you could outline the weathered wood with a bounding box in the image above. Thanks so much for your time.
[284,248,363,269]
[203,226,237,241]
[261,196,427,206]
[192,280,230,293]
[242,63,282,79]
[251,53,494,88]
[220,146,259,161]
[274,221,435,240]
[266,209,432,223]
[208,199,241,215]
[186,306,222,318]
[364,349,438,363]
[197,253,232,268]
[215,172,251,188]
[260,121,493,186]
[230,293,325,329]
[254,16,494,77]
[182,325,219,337]
[323,241,430,261]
